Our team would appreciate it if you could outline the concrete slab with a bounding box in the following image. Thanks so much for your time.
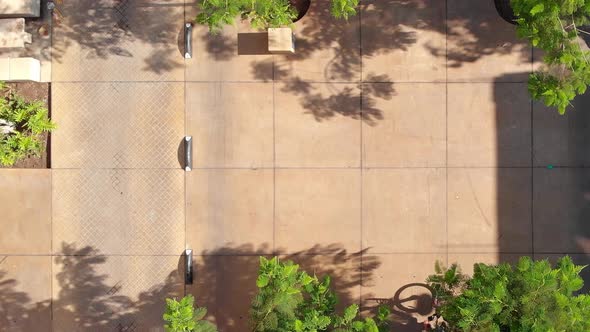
[0,256,51,331]
[447,168,532,254]
[52,0,185,82]
[533,93,590,167]
[362,168,446,254]
[187,255,260,332]
[275,169,361,254]
[274,0,360,82]
[275,83,361,167]
[360,253,445,332]
[52,251,183,331]
[448,83,531,167]
[361,0,446,82]
[186,169,274,254]
[51,82,184,169]
[447,0,531,82]
[185,82,274,168]
[185,3,273,82]
[52,169,184,255]
[361,83,446,167]
[533,168,590,254]
[0,170,51,255]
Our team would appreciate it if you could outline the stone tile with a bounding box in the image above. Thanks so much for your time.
[447,0,531,82]
[52,251,183,332]
[274,0,360,82]
[448,168,532,253]
[533,93,590,167]
[0,256,51,332]
[186,82,274,168]
[185,16,274,82]
[275,83,361,167]
[448,83,531,167]
[52,0,185,82]
[533,168,590,254]
[0,170,51,255]
[362,83,446,167]
[275,169,361,253]
[361,0,446,82]
[361,253,445,332]
[186,169,274,254]
[362,169,446,253]
[188,255,261,332]
[447,253,529,275]
[52,82,185,169]
[52,169,184,255]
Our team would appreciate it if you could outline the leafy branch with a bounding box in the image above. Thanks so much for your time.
[512,0,590,114]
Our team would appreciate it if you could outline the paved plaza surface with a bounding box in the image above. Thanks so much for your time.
[1,0,589,331]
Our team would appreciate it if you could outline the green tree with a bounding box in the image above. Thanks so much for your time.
[0,83,55,166]
[251,256,390,332]
[427,256,590,332]
[511,0,590,114]
[163,295,218,332]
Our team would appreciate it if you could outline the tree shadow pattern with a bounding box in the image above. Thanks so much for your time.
[52,0,185,75]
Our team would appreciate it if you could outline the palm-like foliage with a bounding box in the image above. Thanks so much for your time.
[0,83,55,166]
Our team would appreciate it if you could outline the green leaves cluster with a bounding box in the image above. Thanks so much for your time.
[196,0,297,33]
[196,0,359,33]
[0,83,55,166]
[330,0,359,20]
[428,256,590,332]
[163,295,218,332]
[251,257,390,332]
[511,0,590,114]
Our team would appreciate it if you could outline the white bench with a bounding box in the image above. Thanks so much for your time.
[0,18,32,48]
[268,28,295,54]
[0,0,40,18]
[0,57,41,81]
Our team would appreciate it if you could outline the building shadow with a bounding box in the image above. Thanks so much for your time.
[493,72,590,292]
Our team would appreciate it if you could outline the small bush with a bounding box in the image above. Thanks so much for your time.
[251,256,390,332]
[0,83,55,166]
[163,295,218,332]
[427,256,590,332]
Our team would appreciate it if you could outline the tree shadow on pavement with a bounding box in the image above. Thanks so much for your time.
[52,0,185,75]
[187,243,383,332]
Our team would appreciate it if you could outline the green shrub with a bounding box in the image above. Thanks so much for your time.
[0,83,55,166]
[251,256,390,332]
[511,0,590,114]
[427,256,590,332]
[163,295,218,332]
[196,0,359,33]
[330,0,359,20]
